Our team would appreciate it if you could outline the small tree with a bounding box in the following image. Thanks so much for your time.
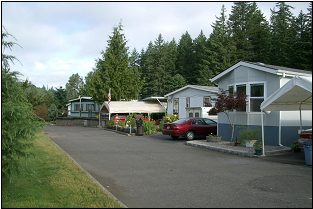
[212,88,247,143]
[48,104,57,120]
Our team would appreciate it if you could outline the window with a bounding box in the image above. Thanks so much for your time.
[250,83,264,112]
[236,84,246,112]
[195,112,200,117]
[191,119,204,125]
[75,104,83,111]
[203,96,211,107]
[189,112,193,117]
[87,104,95,111]
[186,97,190,108]
[203,118,217,126]
[228,86,234,96]
[173,98,179,114]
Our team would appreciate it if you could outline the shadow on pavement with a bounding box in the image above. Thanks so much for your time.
[260,151,308,166]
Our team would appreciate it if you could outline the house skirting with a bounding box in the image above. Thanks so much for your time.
[56,117,103,127]
[218,123,311,146]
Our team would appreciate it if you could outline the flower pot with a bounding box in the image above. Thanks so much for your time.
[206,136,222,142]
[255,149,263,155]
[245,140,257,147]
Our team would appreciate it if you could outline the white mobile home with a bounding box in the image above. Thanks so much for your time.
[210,61,312,146]
[164,85,218,119]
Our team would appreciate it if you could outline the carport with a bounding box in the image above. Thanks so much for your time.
[99,100,166,120]
[260,76,312,156]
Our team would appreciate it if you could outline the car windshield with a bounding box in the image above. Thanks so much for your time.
[172,119,191,124]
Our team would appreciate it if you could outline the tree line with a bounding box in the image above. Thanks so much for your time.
[86,2,312,103]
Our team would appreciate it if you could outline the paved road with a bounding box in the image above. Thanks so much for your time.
[44,125,312,208]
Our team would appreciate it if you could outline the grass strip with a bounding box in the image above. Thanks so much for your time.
[1,131,123,208]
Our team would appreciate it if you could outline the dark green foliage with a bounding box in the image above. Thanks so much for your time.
[141,34,177,98]
[269,2,296,67]
[86,21,143,103]
[65,73,86,100]
[176,31,194,84]
[2,27,45,180]
[48,104,57,120]
[54,86,68,110]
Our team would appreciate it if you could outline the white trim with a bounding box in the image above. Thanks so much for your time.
[164,85,218,97]
[210,61,311,83]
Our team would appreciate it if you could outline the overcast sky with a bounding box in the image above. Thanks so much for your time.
[2,1,311,89]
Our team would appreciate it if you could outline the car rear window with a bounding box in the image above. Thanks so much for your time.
[172,119,191,124]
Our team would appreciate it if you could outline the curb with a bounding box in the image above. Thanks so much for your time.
[185,141,292,157]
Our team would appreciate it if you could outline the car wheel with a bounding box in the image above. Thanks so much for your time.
[171,135,179,139]
[185,131,195,140]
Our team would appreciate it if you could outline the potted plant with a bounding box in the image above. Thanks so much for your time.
[254,140,263,155]
[237,126,261,147]
[290,140,301,152]
[206,133,222,142]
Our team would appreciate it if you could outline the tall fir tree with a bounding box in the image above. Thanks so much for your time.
[176,31,194,84]
[269,2,295,67]
[141,34,175,97]
[209,4,236,75]
[89,21,143,102]
[246,2,271,63]
[290,5,312,71]
[192,30,209,85]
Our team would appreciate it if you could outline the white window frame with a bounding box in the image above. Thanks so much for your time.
[186,97,190,108]
[249,82,265,112]
[227,81,267,113]
[173,98,179,114]
[203,96,211,107]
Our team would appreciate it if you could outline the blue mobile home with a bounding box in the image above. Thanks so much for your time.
[68,97,100,118]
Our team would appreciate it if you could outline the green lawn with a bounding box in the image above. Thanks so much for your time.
[1,131,123,208]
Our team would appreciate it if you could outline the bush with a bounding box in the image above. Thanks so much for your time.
[143,120,156,135]
[237,126,262,144]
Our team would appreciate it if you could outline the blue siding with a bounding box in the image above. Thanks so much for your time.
[70,99,99,118]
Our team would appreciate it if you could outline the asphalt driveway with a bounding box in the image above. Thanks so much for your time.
[44,124,312,208]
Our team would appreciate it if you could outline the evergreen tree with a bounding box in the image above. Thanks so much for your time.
[229,2,255,62]
[290,5,312,70]
[88,21,143,102]
[129,48,140,67]
[246,2,271,63]
[170,73,187,91]
[2,27,44,180]
[54,86,68,111]
[192,30,209,85]
[85,68,107,105]
[176,31,194,84]
[140,42,154,98]
[142,34,175,97]
[209,4,236,74]
[65,73,85,100]
[269,2,295,67]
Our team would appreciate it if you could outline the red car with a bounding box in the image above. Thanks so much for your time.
[162,118,217,140]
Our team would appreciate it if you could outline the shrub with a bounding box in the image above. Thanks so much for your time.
[237,126,262,144]
[143,120,156,135]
